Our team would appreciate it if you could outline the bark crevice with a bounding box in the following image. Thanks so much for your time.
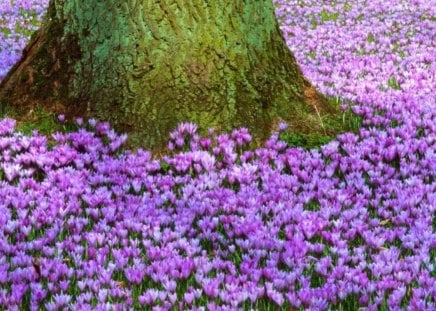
[0,0,333,150]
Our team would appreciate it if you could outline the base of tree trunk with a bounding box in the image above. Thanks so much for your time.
[0,1,337,151]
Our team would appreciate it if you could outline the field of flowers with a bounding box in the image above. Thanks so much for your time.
[0,0,48,80]
[0,0,435,310]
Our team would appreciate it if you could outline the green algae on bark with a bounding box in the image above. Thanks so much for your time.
[0,0,334,150]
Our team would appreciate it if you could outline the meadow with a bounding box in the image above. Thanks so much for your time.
[0,0,435,310]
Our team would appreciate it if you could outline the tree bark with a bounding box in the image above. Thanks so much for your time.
[0,0,331,150]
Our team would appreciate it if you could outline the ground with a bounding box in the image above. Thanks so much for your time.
[0,1,434,310]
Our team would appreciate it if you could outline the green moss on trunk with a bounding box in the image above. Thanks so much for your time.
[0,0,333,150]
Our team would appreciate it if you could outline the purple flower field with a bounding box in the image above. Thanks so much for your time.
[1,0,435,310]
[0,0,48,79]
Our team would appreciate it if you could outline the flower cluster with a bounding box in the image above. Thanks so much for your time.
[0,112,434,310]
[0,0,49,79]
[274,0,435,123]
[0,0,435,310]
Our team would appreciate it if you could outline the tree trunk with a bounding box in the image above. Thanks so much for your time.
[0,0,331,150]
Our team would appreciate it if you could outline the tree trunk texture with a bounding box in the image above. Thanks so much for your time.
[0,0,331,149]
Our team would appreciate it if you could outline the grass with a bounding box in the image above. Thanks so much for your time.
[0,105,78,144]
[0,94,363,153]
[320,10,340,23]
[280,96,363,150]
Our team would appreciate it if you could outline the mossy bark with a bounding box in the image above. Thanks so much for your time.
[0,0,331,150]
